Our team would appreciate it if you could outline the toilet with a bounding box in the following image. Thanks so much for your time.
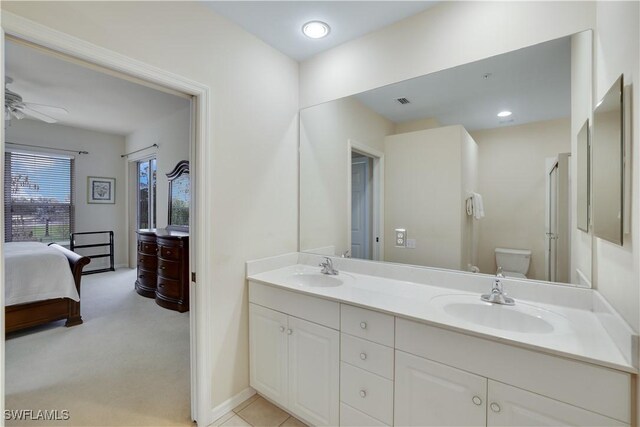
[494,247,531,279]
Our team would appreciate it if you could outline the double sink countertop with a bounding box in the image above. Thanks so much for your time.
[248,262,637,374]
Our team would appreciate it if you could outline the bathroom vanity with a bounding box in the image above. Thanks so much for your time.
[247,254,636,427]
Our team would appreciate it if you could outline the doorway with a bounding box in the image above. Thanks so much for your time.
[545,153,571,283]
[347,140,384,261]
[1,26,207,424]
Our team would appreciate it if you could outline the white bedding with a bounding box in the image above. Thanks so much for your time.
[4,242,80,306]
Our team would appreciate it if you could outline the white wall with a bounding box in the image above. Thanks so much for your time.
[383,126,472,269]
[394,117,442,134]
[300,96,395,254]
[300,1,595,108]
[125,105,190,266]
[592,0,640,334]
[5,119,127,266]
[1,0,300,418]
[471,118,571,280]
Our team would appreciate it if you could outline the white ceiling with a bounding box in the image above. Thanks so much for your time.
[5,40,190,136]
[203,1,438,61]
[354,36,572,131]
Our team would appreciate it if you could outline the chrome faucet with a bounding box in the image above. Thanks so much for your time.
[319,257,339,275]
[481,267,515,305]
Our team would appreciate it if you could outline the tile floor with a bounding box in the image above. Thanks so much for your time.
[212,395,307,427]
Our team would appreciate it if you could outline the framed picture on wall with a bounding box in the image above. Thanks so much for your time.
[88,176,116,204]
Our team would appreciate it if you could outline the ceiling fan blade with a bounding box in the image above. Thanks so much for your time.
[22,102,69,115]
[11,109,26,120]
[18,106,58,123]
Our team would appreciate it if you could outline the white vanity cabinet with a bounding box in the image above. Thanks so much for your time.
[249,285,340,427]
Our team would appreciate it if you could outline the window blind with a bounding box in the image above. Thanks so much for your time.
[4,151,75,243]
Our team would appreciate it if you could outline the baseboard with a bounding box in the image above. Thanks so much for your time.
[209,387,256,424]
[115,263,129,269]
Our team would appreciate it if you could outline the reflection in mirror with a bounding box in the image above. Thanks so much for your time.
[577,120,590,232]
[167,160,190,231]
[592,75,624,245]
[300,32,594,285]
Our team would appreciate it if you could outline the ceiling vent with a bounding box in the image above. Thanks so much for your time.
[395,97,411,105]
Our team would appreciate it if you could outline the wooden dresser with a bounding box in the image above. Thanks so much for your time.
[135,228,189,312]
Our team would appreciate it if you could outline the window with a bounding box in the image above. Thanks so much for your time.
[137,158,157,229]
[4,151,74,243]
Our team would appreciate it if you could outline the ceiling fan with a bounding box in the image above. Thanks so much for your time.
[4,76,68,124]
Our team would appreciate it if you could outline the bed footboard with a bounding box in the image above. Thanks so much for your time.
[48,244,91,326]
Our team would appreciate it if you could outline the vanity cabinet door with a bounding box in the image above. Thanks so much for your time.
[395,351,487,427]
[288,316,340,426]
[487,380,627,427]
[249,304,289,408]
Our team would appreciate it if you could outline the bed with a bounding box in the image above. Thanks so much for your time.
[4,242,90,333]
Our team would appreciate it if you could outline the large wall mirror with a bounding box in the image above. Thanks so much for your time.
[300,31,594,286]
[576,120,590,232]
[592,75,624,245]
[167,160,190,231]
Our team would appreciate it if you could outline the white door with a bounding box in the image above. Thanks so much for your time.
[249,304,289,407]
[351,155,372,259]
[487,380,625,426]
[288,316,340,426]
[395,351,487,426]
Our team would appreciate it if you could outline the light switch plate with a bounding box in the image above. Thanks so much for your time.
[395,228,406,247]
[406,238,416,249]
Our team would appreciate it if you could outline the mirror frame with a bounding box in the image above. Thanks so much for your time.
[166,160,190,232]
[576,119,590,232]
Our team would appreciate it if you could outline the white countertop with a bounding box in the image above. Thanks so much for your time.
[248,263,636,374]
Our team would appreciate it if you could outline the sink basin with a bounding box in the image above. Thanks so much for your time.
[289,273,343,288]
[431,294,568,334]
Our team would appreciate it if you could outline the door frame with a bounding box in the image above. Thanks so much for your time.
[347,139,384,261]
[545,157,559,282]
[1,12,214,425]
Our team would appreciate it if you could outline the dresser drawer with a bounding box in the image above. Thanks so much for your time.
[341,334,393,380]
[158,244,181,261]
[340,403,388,427]
[138,240,157,255]
[340,362,393,425]
[136,269,157,287]
[138,253,157,270]
[341,305,394,346]
[157,277,181,300]
[158,259,181,280]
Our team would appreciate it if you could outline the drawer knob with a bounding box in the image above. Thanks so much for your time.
[166,250,172,255]
[159,283,164,288]
[160,266,166,270]
[359,390,367,398]
[360,352,367,360]
[279,326,285,333]
[287,329,293,335]
[472,396,482,406]
[490,402,501,413]
[360,322,367,329]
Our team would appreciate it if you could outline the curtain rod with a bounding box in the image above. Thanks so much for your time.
[121,143,159,158]
[5,141,89,155]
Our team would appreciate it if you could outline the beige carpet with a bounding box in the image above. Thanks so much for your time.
[5,268,192,426]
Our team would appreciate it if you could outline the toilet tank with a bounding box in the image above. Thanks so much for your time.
[495,247,531,275]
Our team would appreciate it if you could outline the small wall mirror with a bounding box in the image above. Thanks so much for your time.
[167,160,190,231]
[592,75,623,245]
[576,120,590,232]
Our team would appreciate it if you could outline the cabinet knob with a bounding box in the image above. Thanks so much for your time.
[279,326,285,333]
[472,396,482,406]
[287,329,293,335]
[490,402,501,413]
[160,266,166,270]
[166,250,172,255]
[359,390,367,398]
[360,322,367,329]
[360,352,367,360]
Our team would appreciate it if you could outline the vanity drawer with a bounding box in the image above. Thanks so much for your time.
[341,333,394,380]
[341,305,394,346]
[249,281,339,330]
[340,403,388,427]
[340,362,393,425]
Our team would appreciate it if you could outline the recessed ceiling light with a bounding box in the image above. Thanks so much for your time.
[302,21,330,39]
[497,110,512,118]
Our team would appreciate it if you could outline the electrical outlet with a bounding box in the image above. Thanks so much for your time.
[395,228,406,247]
